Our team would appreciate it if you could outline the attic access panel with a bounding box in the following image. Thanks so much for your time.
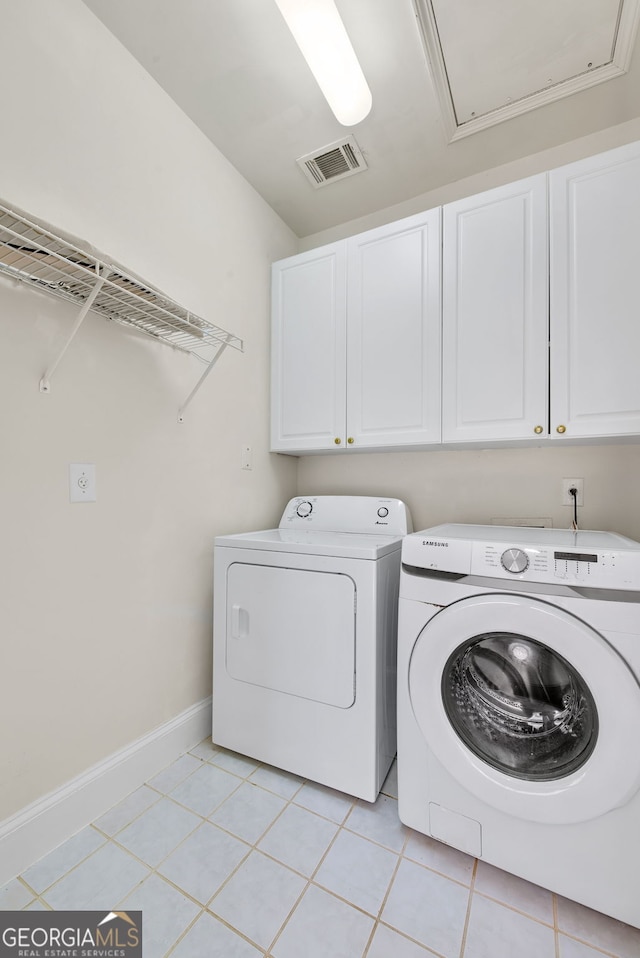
[414,0,640,138]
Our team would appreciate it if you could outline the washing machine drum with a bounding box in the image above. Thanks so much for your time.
[442,632,598,781]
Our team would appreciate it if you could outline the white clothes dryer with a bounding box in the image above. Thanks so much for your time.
[213,496,412,802]
[397,523,640,928]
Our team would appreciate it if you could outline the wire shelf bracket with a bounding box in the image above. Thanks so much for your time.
[39,264,111,394]
[177,341,228,423]
[0,202,244,418]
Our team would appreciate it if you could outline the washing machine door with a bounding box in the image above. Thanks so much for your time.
[408,593,640,824]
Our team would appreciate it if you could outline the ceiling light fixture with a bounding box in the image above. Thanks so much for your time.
[273,0,372,126]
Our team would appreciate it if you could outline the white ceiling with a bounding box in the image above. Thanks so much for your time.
[82,0,640,238]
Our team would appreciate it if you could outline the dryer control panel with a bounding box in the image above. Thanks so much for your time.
[401,523,640,590]
[280,496,413,536]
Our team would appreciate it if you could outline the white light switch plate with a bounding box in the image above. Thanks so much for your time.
[69,463,96,502]
[241,445,252,470]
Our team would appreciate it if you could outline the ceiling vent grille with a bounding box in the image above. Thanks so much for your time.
[297,136,368,189]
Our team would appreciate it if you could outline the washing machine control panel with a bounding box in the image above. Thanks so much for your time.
[477,543,622,586]
[401,525,640,590]
[485,543,640,589]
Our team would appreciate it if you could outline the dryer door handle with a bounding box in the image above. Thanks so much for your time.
[231,604,249,639]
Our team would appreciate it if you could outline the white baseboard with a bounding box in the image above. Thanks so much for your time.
[0,697,212,887]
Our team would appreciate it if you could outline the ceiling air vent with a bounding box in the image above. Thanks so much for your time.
[297,135,368,189]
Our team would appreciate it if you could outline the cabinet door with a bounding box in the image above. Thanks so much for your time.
[271,244,347,453]
[550,142,640,439]
[442,175,548,443]
[346,209,441,449]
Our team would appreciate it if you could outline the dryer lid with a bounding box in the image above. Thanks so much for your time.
[214,527,402,559]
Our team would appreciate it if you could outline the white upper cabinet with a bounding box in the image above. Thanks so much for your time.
[271,210,441,454]
[442,175,549,443]
[271,243,347,453]
[272,139,640,454]
[550,141,640,440]
[346,209,441,449]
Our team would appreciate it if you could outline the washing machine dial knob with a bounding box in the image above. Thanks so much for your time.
[377,507,389,518]
[501,548,529,574]
[296,500,313,518]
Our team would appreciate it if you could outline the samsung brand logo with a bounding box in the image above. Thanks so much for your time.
[422,540,448,547]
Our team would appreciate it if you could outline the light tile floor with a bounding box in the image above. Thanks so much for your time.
[3,740,640,958]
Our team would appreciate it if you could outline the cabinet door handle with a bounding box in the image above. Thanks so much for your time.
[334,437,341,445]
[347,437,355,444]
[556,424,567,434]
[533,425,544,434]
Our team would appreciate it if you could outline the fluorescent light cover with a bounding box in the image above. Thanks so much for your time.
[274,0,372,126]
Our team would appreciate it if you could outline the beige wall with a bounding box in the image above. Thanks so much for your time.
[297,443,640,541]
[298,117,640,251]
[0,3,297,820]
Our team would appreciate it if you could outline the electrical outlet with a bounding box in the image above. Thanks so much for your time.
[561,478,584,506]
[70,463,96,502]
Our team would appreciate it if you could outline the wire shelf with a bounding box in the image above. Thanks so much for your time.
[0,203,243,363]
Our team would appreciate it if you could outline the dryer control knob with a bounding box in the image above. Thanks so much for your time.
[296,500,313,518]
[377,507,389,518]
[501,548,529,574]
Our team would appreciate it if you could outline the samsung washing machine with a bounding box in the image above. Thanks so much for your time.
[213,495,412,802]
[397,523,640,928]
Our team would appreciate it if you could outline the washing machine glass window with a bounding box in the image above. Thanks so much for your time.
[442,632,599,782]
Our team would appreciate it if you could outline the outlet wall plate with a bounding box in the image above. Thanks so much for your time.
[561,477,584,506]
[70,463,96,502]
